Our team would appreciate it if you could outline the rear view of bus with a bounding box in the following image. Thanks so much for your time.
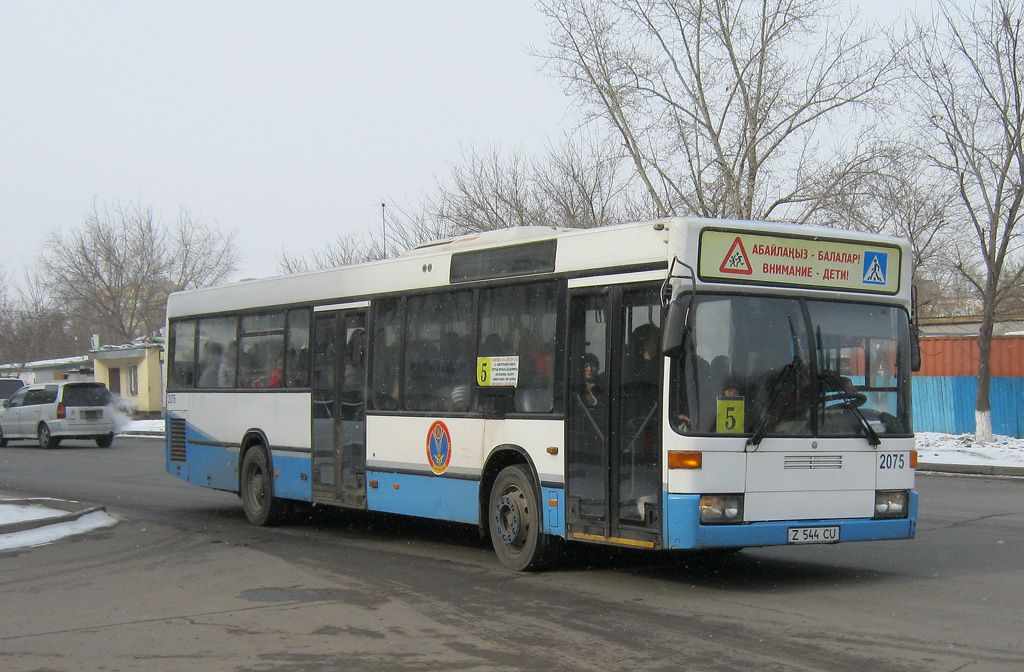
[658,223,917,551]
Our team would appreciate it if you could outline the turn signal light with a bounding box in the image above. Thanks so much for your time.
[910,451,918,468]
[668,451,702,469]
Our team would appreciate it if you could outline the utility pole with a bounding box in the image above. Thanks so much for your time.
[381,202,387,258]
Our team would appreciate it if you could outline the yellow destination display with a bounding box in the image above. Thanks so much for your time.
[698,229,901,294]
[716,396,745,434]
[476,356,519,387]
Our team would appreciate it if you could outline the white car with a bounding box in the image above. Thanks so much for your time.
[0,382,116,449]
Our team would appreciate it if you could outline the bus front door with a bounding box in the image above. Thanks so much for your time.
[311,309,367,508]
[565,286,662,547]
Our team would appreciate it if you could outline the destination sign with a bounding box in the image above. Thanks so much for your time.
[698,229,902,294]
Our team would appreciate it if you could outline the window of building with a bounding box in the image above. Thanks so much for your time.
[127,365,139,397]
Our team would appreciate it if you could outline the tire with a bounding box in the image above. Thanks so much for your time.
[95,433,114,448]
[38,423,59,450]
[488,464,558,571]
[0,424,7,448]
[240,444,286,526]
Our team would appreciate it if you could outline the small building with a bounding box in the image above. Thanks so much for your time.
[0,356,94,384]
[90,342,164,417]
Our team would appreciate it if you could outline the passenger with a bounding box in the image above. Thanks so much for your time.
[198,342,223,388]
[218,341,237,388]
[267,357,284,388]
[627,323,661,384]
[580,352,605,409]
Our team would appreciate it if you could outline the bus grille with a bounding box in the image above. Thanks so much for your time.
[169,417,187,462]
[784,454,842,470]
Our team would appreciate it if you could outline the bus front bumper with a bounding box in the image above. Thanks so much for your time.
[664,491,918,550]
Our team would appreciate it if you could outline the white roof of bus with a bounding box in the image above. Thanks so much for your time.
[166,218,911,318]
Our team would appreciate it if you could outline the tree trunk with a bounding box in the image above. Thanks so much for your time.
[974,303,995,442]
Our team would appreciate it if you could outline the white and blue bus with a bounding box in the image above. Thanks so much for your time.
[164,218,918,570]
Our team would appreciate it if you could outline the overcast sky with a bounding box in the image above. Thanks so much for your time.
[1,1,925,283]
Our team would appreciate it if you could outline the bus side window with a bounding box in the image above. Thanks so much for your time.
[371,299,403,410]
[477,282,559,414]
[404,291,474,412]
[169,320,197,388]
[286,308,311,388]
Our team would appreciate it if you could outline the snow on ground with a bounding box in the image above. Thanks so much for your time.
[1,429,1021,554]
[0,510,117,551]
[119,419,164,435]
[915,432,1024,468]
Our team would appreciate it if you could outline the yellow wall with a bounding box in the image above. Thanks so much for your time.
[92,348,163,414]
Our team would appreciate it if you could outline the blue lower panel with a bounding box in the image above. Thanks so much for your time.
[543,487,565,536]
[183,443,239,492]
[665,491,918,549]
[367,471,480,525]
[270,452,313,502]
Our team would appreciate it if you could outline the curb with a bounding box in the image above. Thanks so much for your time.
[918,462,1024,477]
[0,498,107,535]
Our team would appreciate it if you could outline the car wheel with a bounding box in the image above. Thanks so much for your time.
[38,423,59,449]
[95,433,114,448]
[0,424,7,448]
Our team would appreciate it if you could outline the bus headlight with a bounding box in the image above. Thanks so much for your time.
[874,490,909,519]
[700,495,744,524]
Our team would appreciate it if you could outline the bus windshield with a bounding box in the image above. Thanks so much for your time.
[671,294,912,439]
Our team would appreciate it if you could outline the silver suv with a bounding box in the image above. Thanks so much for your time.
[0,382,116,449]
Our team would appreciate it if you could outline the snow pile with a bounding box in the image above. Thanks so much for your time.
[0,510,116,552]
[916,432,1024,468]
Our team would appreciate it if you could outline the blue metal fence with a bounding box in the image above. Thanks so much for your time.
[912,376,1024,438]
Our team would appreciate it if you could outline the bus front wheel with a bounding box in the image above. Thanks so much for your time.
[240,444,285,526]
[488,464,556,571]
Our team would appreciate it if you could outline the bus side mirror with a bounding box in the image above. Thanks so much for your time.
[910,330,921,372]
[661,299,689,358]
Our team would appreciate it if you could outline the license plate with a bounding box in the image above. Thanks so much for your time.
[82,410,101,420]
[787,526,840,544]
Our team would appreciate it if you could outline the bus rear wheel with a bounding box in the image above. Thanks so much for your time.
[240,444,285,526]
[488,464,557,571]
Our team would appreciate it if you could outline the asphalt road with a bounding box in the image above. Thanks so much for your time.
[1,437,1022,672]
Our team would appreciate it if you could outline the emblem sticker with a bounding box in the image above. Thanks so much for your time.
[426,421,452,475]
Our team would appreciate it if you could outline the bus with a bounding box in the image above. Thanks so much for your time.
[164,217,918,570]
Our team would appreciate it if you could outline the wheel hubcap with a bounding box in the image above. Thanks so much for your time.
[495,489,526,548]
[250,468,265,511]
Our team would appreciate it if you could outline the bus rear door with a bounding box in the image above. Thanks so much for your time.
[311,308,367,508]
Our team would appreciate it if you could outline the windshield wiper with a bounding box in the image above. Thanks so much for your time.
[819,371,880,446]
[748,317,805,450]
[747,358,800,450]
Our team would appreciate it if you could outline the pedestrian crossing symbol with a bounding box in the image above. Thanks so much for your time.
[719,237,753,275]
[862,251,888,285]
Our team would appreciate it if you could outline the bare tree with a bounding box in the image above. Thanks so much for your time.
[279,232,382,274]
[0,270,80,366]
[909,0,1024,440]
[279,134,634,274]
[538,0,902,222]
[39,201,239,346]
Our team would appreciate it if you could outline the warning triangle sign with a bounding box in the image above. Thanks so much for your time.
[719,237,753,275]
